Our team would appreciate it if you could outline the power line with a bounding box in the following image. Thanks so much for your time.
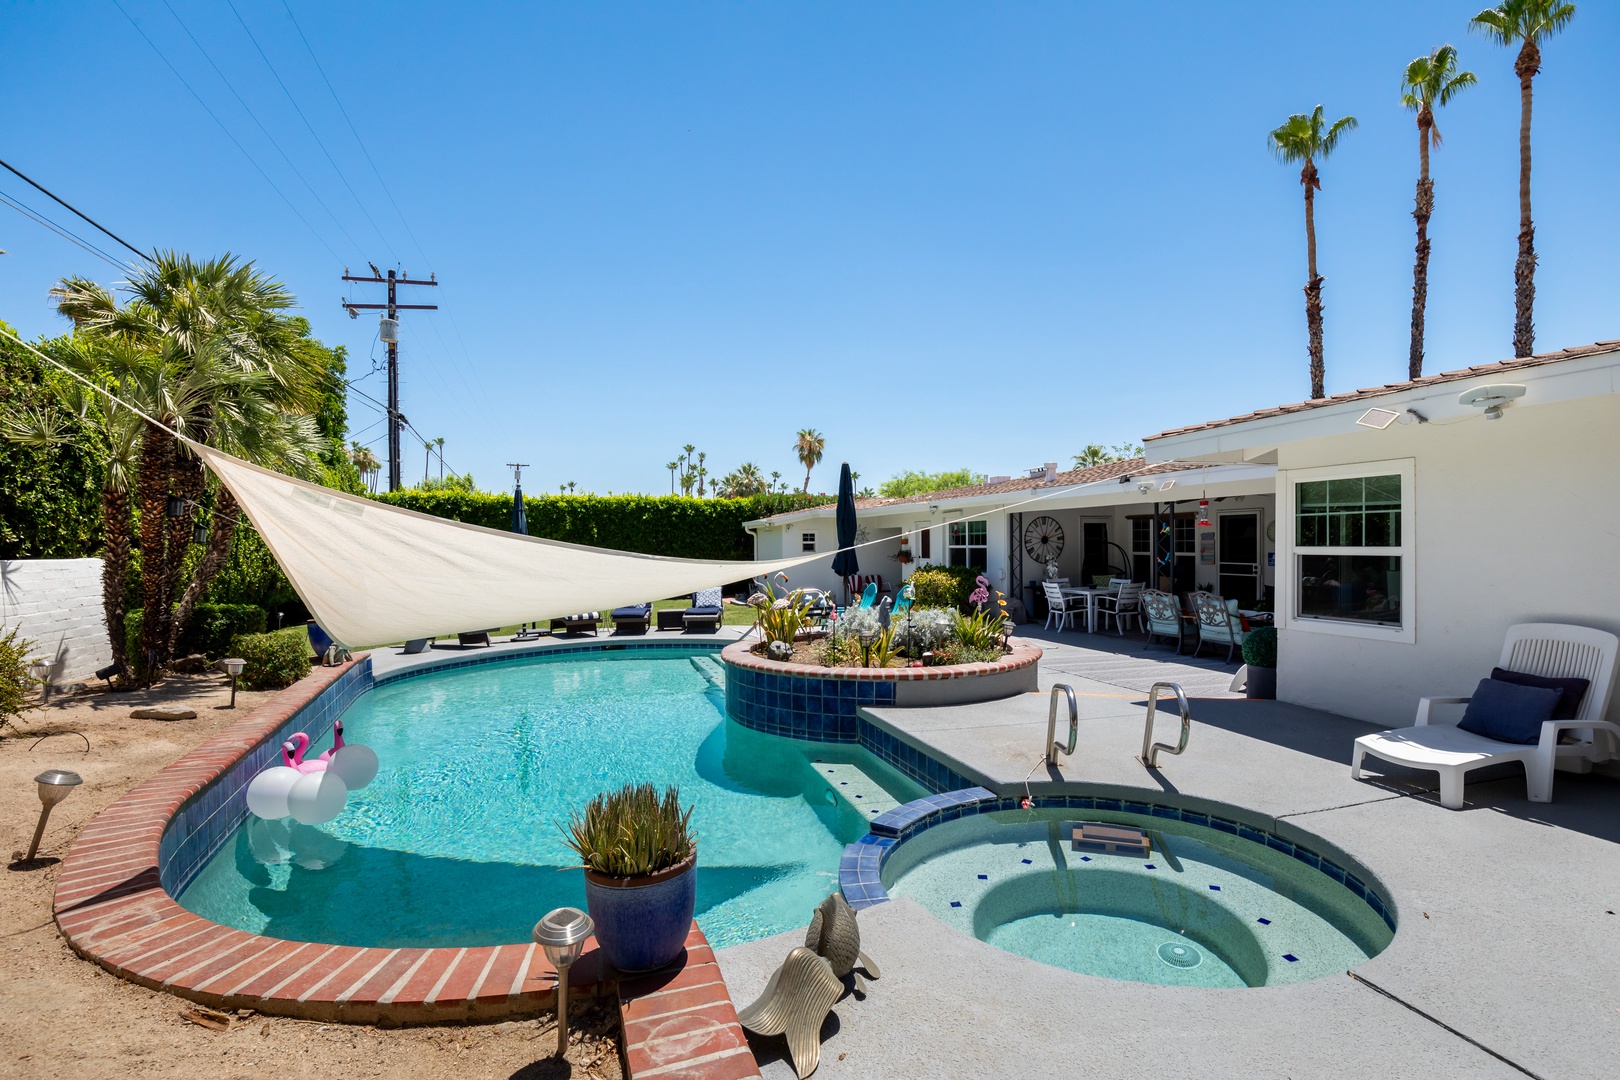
[221,0,399,262]
[0,189,139,274]
[0,157,149,262]
[155,0,367,257]
[111,0,343,264]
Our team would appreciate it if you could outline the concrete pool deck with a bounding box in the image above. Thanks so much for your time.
[717,669,1620,1079]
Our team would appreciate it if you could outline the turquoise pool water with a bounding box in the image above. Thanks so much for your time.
[884,809,1392,987]
[180,648,923,949]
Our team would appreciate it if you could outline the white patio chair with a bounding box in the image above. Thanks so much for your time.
[1351,623,1620,809]
[1097,582,1144,636]
[1041,582,1082,632]
[1189,592,1246,662]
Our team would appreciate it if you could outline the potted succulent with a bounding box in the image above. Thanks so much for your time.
[1242,626,1278,700]
[562,783,696,973]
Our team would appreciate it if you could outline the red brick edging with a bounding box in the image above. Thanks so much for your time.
[49,655,763,1072]
[721,636,1042,681]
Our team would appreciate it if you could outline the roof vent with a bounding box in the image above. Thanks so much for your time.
[986,475,1011,485]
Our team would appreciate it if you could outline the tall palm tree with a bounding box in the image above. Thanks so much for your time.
[794,429,826,493]
[770,470,782,493]
[696,451,707,498]
[435,436,445,480]
[1402,46,1478,380]
[680,444,696,496]
[1471,1,1576,358]
[1268,106,1358,400]
[665,460,680,494]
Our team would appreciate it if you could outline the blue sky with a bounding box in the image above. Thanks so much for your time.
[3,2,1617,496]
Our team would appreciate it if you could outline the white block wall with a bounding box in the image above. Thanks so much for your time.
[0,559,113,685]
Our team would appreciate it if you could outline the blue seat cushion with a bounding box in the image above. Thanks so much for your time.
[1458,677,1564,744]
[685,606,723,618]
[611,604,651,618]
[1491,667,1589,722]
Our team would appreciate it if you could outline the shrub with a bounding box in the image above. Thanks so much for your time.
[126,603,268,669]
[749,579,816,647]
[1242,626,1278,668]
[929,642,1005,666]
[818,634,861,667]
[907,565,981,611]
[890,607,955,655]
[561,783,695,879]
[229,628,311,690]
[0,625,43,730]
[952,605,1011,652]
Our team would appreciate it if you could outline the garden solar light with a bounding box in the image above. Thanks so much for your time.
[26,769,81,861]
[858,627,877,667]
[223,658,245,708]
[534,906,594,1056]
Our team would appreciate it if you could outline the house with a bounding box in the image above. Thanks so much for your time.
[1146,339,1620,730]
[745,457,1277,618]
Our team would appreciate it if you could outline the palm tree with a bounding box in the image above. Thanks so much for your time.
[1471,1,1577,358]
[718,462,768,498]
[770,470,782,494]
[1073,444,1109,468]
[1401,46,1478,380]
[350,441,380,492]
[435,436,445,480]
[567,481,577,494]
[665,460,680,494]
[1268,106,1358,399]
[696,451,707,498]
[794,429,826,493]
[680,444,696,496]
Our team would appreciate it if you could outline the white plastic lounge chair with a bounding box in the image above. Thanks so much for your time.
[1352,623,1620,809]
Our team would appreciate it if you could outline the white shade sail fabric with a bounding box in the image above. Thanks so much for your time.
[193,442,822,648]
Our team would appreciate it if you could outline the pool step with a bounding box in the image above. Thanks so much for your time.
[813,761,901,821]
[690,654,726,688]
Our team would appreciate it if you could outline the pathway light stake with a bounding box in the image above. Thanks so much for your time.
[29,658,52,704]
[533,906,594,1057]
[858,628,877,668]
[222,658,245,708]
[25,770,82,861]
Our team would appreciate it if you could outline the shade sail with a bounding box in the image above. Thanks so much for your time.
[193,442,820,648]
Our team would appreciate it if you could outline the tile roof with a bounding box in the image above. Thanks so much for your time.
[1145,339,1620,442]
[753,457,1209,523]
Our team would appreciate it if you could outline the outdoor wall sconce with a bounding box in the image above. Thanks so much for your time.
[533,906,594,1057]
[25,770,82,862]
[222,658,245,708]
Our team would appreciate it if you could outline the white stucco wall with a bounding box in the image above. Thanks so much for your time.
[0,558,112,686]
[1273,391,1620,727]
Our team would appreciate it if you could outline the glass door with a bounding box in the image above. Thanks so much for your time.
[1217,512,1260,608]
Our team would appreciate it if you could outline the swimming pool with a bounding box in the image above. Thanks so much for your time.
[882,806,1393,988]
[179,647,923,949]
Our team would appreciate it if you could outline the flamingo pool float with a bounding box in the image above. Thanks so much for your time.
[281,721,348,774]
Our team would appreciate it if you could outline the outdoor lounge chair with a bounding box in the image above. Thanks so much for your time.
[682,587,724,632]
[610,603,652,635]
[1351,622,1620,809]
[1189,592,1247,662]
[1140,590,1186,652]
[549,612,601,637]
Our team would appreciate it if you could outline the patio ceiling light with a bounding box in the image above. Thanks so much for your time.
[1137,481,1153,494]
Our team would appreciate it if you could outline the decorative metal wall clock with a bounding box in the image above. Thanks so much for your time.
[1023,516,1064,564]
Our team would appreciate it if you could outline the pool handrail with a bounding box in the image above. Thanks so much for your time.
[1047,683,1079,764]
[1140,681,1192,768]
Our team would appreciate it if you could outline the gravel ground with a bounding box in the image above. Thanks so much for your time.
[1,674,622,1080]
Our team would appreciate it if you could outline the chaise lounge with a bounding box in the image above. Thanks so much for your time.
[682,587,725,633]
[549,612,601,637]
[1351,622,1620,809]
[610,602,652,635]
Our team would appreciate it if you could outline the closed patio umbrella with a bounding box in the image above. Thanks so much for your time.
[831,462,859,599]
[511,482,527,534]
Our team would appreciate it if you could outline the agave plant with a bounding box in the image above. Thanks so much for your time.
[561,784,695,880]
[751,573,816,648]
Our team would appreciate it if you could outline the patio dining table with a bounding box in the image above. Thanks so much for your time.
[1058,585,1112,634]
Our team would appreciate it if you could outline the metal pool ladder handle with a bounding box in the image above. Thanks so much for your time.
[1047,684,1079,764]
[1140,681,1192,768]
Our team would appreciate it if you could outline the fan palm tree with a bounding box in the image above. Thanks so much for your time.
[718,462,768,498]
[770,470,782,494]
[1471,1,1577,358]
[435,436,445,480]
[680,444,696,496]
[794,429,826,493]
[1268,106,1358,400]
[665,460,680,494]
[1073,444,1109,468]
[1402,46,1478,380]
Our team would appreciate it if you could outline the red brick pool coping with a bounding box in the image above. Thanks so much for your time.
[50,657,763,1077]
[721,636,1042,679]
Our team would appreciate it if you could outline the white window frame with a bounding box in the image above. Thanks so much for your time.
[947,518,988,570]
[1276,457,1415,645]
[801,531,817,553]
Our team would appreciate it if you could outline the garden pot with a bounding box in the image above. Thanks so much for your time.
[583,853,697,973]
[1245,665,1276,700]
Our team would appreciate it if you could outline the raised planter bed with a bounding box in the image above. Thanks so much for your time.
[720,638,1041,742]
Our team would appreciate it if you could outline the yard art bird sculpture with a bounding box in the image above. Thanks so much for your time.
[737,892,881,1078]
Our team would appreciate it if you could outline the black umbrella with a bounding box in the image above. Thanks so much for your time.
[831,462,859,593]
[511,482,527,534]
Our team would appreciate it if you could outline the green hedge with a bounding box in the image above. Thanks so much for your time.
[907,564,985,612]
[126,603,268,668]
[230,628,311,690]
[374,491,833,560]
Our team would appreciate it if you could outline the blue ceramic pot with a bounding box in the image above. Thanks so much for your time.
[584,854,697,973]
[306,620,334,659]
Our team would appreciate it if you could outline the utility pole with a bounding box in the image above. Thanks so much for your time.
[343,265,438,491]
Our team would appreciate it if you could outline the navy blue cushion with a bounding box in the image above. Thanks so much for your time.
[611,604,651,618]
[685,606,723,618]
[1458,678,1563,744]
[1491,667,1589,722]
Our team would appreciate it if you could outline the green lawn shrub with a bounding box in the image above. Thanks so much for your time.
[907,564,982,611]
[1242,626,1278,668]
[229,628,312,690]
[126,603,268,668]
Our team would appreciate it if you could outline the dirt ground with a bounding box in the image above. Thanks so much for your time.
[0,675,622,1080]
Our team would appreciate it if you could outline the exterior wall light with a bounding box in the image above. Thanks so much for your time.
[533,906,595,1057]
[25,769,82,862]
